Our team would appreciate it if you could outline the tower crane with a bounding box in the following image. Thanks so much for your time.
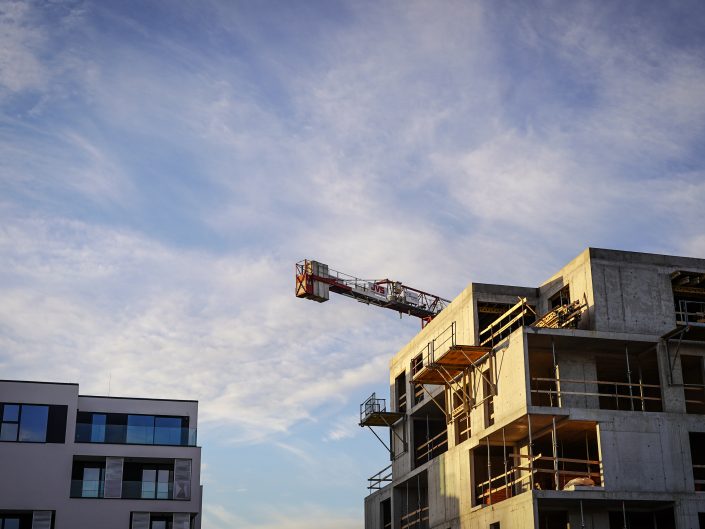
[295,259,450,326]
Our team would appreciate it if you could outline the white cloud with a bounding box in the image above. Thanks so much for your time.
[0,213,407,443]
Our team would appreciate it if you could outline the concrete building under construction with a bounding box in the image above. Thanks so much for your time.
[357,248,705,529]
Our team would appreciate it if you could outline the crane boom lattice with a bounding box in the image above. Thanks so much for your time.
[295,259,450,323]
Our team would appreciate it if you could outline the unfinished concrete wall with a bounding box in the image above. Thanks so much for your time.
[586,248,705,335]
[364,487,391,529]
[538,248,595,330]
[598,415,692,493]
[556,350,599,409]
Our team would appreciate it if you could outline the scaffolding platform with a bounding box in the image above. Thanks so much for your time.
[360,411,405,427]
[413,345,491,385]
[359,393,404,427]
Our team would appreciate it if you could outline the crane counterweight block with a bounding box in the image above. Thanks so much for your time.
[295,259,450,325]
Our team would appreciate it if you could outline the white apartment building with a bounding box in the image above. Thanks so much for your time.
[0,380,202,529]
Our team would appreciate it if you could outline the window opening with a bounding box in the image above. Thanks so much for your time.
[549,286,570,309]
[395,372,407,413]
[690,432,705,491]
[380,499,391,529]
[413,414,447,468]
[411,355,424,406]
[537,510,568,529]
[479,298,536,347]
[398,472,428,529]
[672,271,705,326]
[682,355,705,414]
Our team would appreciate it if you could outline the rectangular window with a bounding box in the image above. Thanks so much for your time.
[71,458,108,498]
[141,468,172,499]
[77,413,190,446]
[150,517,172,529]
[0,404,19,441]
[91,414,106,442]
[154,417,181,445]
[0,511,37,529]
[127,415,155,444]
[82,467,104,498]
[1,404,52,443]
[19,405,48,442]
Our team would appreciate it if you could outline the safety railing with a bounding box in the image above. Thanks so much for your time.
[475,453,602,505]
[530,376,661,411]
[368,464,392,492]
[676,300,705,326]
[479,298,535,347]
[684,384,705,408]
[455,412,471,444]
[415,429,448,464]
[693,464,705,491]
[360,393,386,424]
[400,506,429,529]
[410,355,425,405]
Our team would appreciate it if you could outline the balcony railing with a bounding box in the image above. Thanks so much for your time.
[415,430,448,464]
[75,424,197,446]
[122,480,174,500]
[475,453,603,506]
[676,300,705,326]
[360,393,386,424]
[70,480,177,499]
[367,464,392,492]
[400,506,429,529]
[70,479,104,498]
[530,376,661,411]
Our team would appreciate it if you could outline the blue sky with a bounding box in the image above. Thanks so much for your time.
[2,0,705,527]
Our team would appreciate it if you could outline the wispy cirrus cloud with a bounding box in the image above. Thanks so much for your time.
[2,1,705,528]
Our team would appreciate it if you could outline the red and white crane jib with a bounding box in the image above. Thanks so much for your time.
[295,259,450,323]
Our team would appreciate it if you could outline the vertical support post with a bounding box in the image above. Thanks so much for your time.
[502,427,509,497]
[622,500,627,529]
[625,344,634,411]
[551,336,558,407]
[638,363,645,412]
[527,414,534,490]
[417,473,421,526]
[580,500,585,529]
[486,437,492,505]
[551,416,559,490]
[585,432,591,478]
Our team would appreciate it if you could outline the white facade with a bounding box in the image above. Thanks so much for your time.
[0,380,202,529]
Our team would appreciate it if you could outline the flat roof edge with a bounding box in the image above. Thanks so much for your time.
[79,394,198,403]
[0,379,79,387]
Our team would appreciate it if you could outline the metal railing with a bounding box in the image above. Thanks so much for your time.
[400,506,429,529]
[479,298,534,347]
[415,430,448,464]
[676,300,705,325]
[75,424,197,446]
[368,464,392,492]
[360,393,386,424]
[475,454,602,505]
[530,376,662,411]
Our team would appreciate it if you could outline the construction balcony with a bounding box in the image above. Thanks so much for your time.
[527,332,663,413]
[394,471,429,529]
[471,415,602,508]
